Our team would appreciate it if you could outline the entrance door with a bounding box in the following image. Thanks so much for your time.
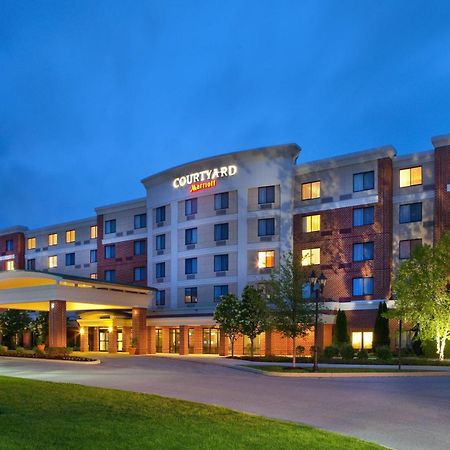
[156,329,162,353]
[203,328,220,354]
[117,329,123,352]
[169,328,180,353]
[99,329,109,352]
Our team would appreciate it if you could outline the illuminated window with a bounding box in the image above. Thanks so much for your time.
[301,181,320,200]
[257,250,275,269]
[90,273,98,279]
[27,237,36,250]
[90,226,98,239]
[184,287,198,303]
[48,255,58,269]
[301,248,320,266]
[66,230,75,243]
[303,214,320,232]
[400,166,422,188]
[352,331,373,350]
[48,233,58,246]
[6,260,14,271]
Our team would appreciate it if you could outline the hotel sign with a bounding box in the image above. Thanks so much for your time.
[0,254,14,262]
[172,165,238,193]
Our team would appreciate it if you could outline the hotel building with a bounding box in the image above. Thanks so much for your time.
[1,132,450,355]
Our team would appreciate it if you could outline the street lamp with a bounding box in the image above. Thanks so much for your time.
[309,270,327,372]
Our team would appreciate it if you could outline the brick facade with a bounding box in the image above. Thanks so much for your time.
[434,144,450,242]
[0,231,25,271]
[96,214,147,286]
[294,158,393,303]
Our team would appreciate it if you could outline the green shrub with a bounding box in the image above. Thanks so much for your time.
[323,346,339,359]
[421,340,450,359]
[295,345,305,356]
[0,345,8,353]
[356,349,369,360]
[47,347,72,357]
[339,344,355,360]
[375,345,392,360]
[16,346,25,354]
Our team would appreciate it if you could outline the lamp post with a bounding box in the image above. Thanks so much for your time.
[309,270,327,372]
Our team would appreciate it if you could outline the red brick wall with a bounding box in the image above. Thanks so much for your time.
[434,145,450,242]
[293,157,393,303]
[0,231,25,271]
[96,214,147,285]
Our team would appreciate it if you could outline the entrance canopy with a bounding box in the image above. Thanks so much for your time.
[0,270,153,311]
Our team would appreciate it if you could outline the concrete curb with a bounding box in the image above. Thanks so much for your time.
[0,356,101,365]
[237,366,450,378]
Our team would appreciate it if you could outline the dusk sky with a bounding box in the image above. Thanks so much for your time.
[1,1,450,229]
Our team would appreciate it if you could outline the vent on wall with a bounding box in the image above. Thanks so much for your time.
[126,230,134,235]
[321,197,333,203]
[339,194,352,201]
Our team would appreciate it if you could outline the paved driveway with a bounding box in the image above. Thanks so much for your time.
[1,355,449,450]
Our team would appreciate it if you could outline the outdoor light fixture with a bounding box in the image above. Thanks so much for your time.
[309,270,327,372]
[80,327,85,335]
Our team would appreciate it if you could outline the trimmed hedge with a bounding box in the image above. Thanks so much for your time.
[0,350,96,362]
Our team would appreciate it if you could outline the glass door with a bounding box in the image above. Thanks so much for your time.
[156,329,162,353]
[203,328,220,354]
[169,328,180,353]
[99,328,109,352]
[117,329,123,352]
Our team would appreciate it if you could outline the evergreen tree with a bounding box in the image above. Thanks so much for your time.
[332,309,350,346]
[373,302,390,349]
[0,309,31,348]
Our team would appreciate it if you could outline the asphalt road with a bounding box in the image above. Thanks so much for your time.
[1,355,449,450]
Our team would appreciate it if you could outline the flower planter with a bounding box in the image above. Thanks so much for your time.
[128,347,136,355]
[37,344,46,353]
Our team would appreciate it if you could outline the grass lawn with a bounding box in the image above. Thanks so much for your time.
[244,365,422,374]
[0,376,382,450]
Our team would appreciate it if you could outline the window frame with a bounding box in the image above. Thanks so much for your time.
[399,202,422,224]
[134,213,147,229]
[184,287,198,304]
[65,252,75,266]
[353,206,375,227]
[258,185,275,204]
[104,219,116,235]
[353,171,375,192]
[399,238,422,260]
[65,229,76,243]
[257,250,275,269]
[134,266,147,281]
[155,206,166,223]
[185,228,198,245]
[303,214,320,233]
[301,248,321,266]
[214,285,229,301]
[185,198,198,216]
[27,237,36,250]
[185,257,198,275]
[352,277,374,296]
[155,262,165,278]
[104,244,116,259]
[258,218,275,237]
[156,290,166,306]
[214,223,229,241]
[214,192,229,210]
[134,239,146,256]
[399,166,422,188]
[352,242,374,262]
[214,254,229,272]
[301,181,321,200]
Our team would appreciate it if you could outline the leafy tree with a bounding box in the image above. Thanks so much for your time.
[0,309,32,348]
[268,253,315,367]
[332,310,350,347]
[213,294,241,357]
[240,285,270,357]
[393,232,450,360]
[373,302,390,349]
[32,312,49,345]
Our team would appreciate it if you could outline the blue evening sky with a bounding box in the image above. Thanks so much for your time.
[1,1,450,229]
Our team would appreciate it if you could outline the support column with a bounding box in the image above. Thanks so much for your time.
[48,300,66,348]
[80,327,89,352]
[193,327,203,354]
[109,326,118,353]
[147,326,156,354]
[123,326,131,352]
[162,327,170,353]
[23,331,32,349]
[179,326,189,355]
[132,307,148,355]
[92,327,100,352]
[219,330,229,356]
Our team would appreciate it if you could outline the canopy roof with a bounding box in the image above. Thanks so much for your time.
[0,271,153,311]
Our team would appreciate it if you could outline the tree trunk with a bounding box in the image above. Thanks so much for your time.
[250,338,254,358]
[231,337,234,357]
[292,336,296,368]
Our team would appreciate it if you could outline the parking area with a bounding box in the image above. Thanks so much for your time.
[1,354,450,450]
